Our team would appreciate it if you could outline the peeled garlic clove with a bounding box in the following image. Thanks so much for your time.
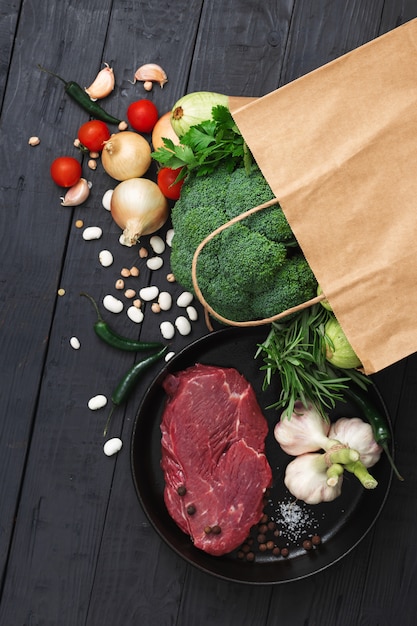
[61,178,92,207]
[133,63,168,88]
[85,63,115,100]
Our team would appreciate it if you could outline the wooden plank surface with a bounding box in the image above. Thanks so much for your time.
[0,1,416,624]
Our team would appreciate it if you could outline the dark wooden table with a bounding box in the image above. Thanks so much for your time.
[2,2,417,624]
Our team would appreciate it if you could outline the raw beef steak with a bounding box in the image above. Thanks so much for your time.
[160,363,272,556]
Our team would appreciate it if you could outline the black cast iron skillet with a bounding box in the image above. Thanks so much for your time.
[130,327,393,585]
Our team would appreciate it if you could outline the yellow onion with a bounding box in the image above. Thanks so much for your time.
[101,131,151,181]
[152,111,181,151]
[110,177,169,246]
[170,91,229,137]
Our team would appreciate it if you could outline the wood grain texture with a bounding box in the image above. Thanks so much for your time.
[1,1,417,624]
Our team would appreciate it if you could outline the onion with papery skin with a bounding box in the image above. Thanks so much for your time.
[170,91,229,137]
[152,111,181,150]
[101,131,151,181]
[110,178,169,246]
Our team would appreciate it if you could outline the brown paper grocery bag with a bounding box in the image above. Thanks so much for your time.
[232,18,417,374]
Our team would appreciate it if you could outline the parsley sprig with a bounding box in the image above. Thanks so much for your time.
[256,306,370,419]
[151,105,252,179]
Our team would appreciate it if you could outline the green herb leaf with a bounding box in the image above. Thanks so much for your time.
[151,105,251,176]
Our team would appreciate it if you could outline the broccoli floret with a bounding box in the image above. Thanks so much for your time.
[170,164,317,323]
[250,255,318,320]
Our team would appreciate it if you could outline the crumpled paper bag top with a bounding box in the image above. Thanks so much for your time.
[232,18,417,374]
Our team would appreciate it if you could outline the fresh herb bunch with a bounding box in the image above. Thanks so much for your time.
[256,305,370,420]
[151,105,252,179]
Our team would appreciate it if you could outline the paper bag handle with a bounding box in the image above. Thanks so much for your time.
[191,197,325,327]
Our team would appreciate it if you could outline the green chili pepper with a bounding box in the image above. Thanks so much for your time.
[37,64,122,125]
[104,345,168,435]
[81,292,164,352]
[345,386,404,481]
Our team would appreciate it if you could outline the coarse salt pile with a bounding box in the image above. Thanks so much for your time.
[272,499,320,543]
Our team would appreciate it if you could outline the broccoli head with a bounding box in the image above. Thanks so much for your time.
[170,164,317,323]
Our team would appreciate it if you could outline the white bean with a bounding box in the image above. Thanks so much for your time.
[99,250,114,267]
[146,256,163,271]
[88,394,108,410]
[166,228,174,247]
[176,291,194,308]
[160,320,175,340]
[165,351,175,362]
[103,438,123,456]
[103,294,123,314]
[82,226,102,241]
[69,336,81,350]
[139,286,159,301]
[149,235,165,254]
[175,316,192,336]
[158,291,172,311]
[186,305,199,321]
[127,306,144,324]
[102,189,114,211]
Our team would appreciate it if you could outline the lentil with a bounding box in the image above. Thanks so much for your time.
[75,219,84,228]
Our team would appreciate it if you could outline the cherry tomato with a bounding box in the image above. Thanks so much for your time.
[77,120,111,152]
[157,167,185,201]
[50,157,82,187]
[127,100,159,133]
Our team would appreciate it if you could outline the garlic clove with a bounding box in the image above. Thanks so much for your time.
[61,178,92,207]
[132,63,168,88]
[85,63,115,100]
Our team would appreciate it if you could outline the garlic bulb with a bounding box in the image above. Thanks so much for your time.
[85,63,115,100]
[60,178,92,206]
[274,401,333,456]
[284,453,344,504]
[329,417,382,468]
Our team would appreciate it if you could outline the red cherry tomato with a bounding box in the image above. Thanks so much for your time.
[157,167,185,201]
[50,157,82,187]
[127,100,159,133]
[77,120,111,152]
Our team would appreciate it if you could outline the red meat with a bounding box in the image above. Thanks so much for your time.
[160,363,272,556]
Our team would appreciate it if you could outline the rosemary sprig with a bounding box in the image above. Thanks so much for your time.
[256,305,370,419]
